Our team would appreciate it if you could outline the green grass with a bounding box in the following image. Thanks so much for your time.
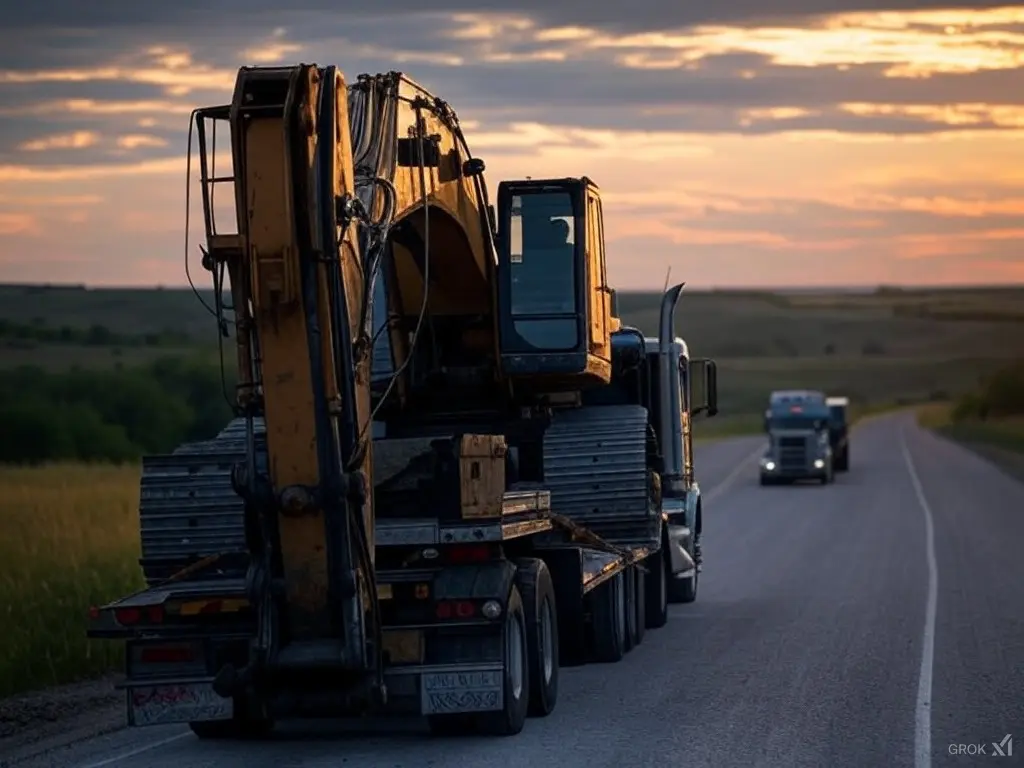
[0,464,143,697]
[1,282,1022,696]
[4,283,1024,416]
[918,404,1024,455]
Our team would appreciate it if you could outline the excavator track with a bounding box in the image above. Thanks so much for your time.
[542,404,660,547]
[139,405,654,586]
[138,418,263,586]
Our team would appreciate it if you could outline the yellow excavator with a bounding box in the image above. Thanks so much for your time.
[88,64,719,738]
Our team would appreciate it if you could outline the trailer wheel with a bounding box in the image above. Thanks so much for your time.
[835,446,849,472]
[591,572,626,663]
[476,585,530,736]
[644,549,669,629]
[623,566,638,652]
[632,565,646,646]
[514,558,559,717]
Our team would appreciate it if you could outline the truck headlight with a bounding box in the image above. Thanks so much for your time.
[762,460,776,471]
[813,459,825,469]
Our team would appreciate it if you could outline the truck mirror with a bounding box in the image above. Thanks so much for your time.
[690,358,719,418]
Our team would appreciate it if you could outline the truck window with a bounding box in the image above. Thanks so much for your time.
[508,191,578,350]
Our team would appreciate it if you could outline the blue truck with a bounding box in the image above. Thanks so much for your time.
[759,390,850,485]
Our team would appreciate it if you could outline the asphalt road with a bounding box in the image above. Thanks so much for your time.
[11,412,1024,768]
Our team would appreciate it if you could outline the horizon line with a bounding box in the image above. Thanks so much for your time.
[1,280,1022,293]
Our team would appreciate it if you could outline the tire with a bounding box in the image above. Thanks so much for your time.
[591,572,626,663]
[476,585,530,736]
[644,549,668,629]
[624,566,639,652]
[514,558,559,718]
[667,536,698,605]
[835,447,849,472]
[632,565,646,647]
[189,713,274,740]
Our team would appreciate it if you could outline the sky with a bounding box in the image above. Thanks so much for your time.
[1,2,1023,289]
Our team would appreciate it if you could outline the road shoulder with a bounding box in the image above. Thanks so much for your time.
[0,676,124,766]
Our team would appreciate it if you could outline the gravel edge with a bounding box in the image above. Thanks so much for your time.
[0,676,126,766]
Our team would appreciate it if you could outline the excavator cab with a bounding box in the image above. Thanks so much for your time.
[495,177,618,389]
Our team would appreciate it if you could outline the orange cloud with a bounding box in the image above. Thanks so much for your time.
[18,131,100,151]
[116,134,169,149]
[0,99,194,117]
[0,212,39,236]
[0,157,184,182]
[241,27,303,63]
[0,48,234,95]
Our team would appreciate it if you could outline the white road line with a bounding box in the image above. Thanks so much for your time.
[901,427,938,768]
[75,731,189,768]
[703,444,765,502]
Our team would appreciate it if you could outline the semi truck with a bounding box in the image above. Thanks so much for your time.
[86,65,720,739]
[759,390,837,485]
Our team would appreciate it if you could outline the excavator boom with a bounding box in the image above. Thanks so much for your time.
[196,65,506,683]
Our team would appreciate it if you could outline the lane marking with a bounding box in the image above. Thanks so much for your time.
[703,444,765,502]
[901,427,938,768]
[76,731,189,768]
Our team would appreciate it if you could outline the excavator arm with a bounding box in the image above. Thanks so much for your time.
[191,63,624,693]
[192,65,504,689]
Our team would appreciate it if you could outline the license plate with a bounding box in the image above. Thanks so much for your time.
[128,683,233,726]
[420,670,503,715]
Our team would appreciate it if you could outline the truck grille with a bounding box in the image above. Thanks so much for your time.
[777,436,808,470]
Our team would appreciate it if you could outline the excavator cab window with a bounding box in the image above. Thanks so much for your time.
[496,178,609,380]
[506,190,578,349]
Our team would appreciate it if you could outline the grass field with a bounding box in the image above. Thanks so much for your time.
[0,281,1022,697]
[3,283,1023,415]
[0,464,143,697]
[918,404,1024,454]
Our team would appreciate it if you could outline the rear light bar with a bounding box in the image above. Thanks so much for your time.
[444,544,497,563]
[435,599,502,621]
[436,600,477,620]
[113,606,164,626]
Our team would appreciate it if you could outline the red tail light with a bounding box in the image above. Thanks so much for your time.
[115,607,140,625]
[435,600,477,620]
[114,606,164,626]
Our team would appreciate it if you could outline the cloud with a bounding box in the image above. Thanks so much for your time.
[115,134,168,150]
[0,4,1023,287]
[17,130,99,151]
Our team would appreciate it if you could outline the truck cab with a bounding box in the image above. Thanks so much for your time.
[759,390,834,485]
[583,284,718,602]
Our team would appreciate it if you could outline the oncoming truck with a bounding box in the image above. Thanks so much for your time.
[759,390,838,485]
[85,65,720,738]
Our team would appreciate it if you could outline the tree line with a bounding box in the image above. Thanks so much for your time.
[0,358,236,464]
[0,319,195,348]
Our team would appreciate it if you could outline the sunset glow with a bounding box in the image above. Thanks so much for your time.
[0,4,1022,288]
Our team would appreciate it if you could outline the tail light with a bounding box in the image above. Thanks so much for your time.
[435,600,477,620]
[114,605,164,626]
[446,544,496,563]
